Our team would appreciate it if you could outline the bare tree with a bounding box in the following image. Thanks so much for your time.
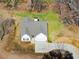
[31,0,47,12]
[6,0,19,9]
[57,0,79,27]
[0,18,15,40]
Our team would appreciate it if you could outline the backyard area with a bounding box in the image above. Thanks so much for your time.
[14,10,64,42]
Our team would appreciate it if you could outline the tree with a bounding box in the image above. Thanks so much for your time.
[6,0,19,8]
[0,18,15,40]
[31,0,47,12]
[42,49,73,59]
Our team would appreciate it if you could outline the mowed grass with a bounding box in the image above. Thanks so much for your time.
[15,10,64,42]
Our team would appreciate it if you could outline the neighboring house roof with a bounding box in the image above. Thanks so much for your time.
[35,33,47,41]
[20,18,48,39]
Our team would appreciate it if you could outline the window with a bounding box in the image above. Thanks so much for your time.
[23,38,29,40]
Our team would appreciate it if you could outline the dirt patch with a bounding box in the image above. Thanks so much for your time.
[0,53,5,59]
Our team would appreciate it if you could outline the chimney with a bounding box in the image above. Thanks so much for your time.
[34,17,39,21]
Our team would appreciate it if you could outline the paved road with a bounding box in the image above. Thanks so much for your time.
[35,42,79,59]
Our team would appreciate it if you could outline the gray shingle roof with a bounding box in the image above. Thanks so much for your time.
[20,18,48,38]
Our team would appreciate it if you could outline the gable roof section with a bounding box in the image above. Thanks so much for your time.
[20,18,48,38]
[35,33,47,41]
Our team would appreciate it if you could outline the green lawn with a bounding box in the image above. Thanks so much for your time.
[15,10,64,42]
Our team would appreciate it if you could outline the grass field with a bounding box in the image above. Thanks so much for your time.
[15,10,64,42]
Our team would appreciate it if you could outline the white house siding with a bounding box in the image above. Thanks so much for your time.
[35,33,47,42]
[21,34,31,42]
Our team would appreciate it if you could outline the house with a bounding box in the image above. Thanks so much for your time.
[20,17,48,43]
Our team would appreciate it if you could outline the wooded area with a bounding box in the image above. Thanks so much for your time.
[0,0,54,12]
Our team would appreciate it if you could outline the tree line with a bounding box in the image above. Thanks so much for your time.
[0,0,54,12]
